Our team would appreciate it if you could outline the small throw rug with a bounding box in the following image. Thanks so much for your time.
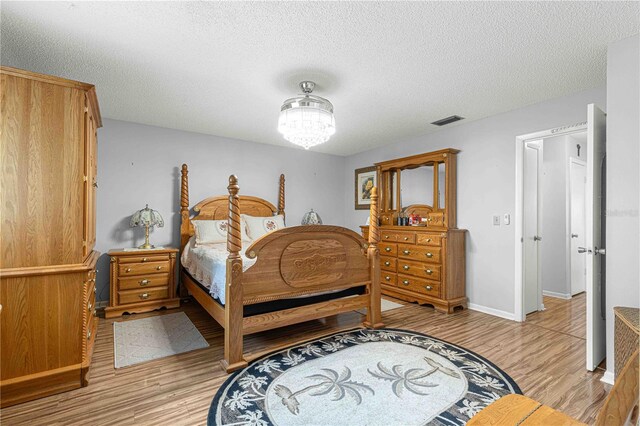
[209,328,521,426]
[114,312,208,368]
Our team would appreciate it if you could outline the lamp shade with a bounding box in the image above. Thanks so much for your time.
[130,204,164,228]
[301,209,322,225]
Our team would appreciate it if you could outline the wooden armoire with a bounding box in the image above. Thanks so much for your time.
[361,149,467,313]
[0,67,101,407]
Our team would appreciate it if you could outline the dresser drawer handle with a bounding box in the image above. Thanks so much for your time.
[426,252,433,258]
[426,238,432,242]
[139,293,150,300]
[425,285,432,291]
[403,265,410,270]
[156,266,162,270]
[385,276,391,281]
[87,329,92,340]
[142,257,148,262]
[384,261,391,266]
[125,268,131,273]
[403,250,411,255]
[384,235,390,239]
[426,269,433,275]
[403,237,409,241]
[385,247,392,252]
[402,280,410,286]
[139,279,150,286]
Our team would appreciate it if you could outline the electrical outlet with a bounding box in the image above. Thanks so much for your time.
[493,215,500,226]
[504,214,511,225]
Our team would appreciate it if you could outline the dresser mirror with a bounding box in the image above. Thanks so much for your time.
[400,165,435,208]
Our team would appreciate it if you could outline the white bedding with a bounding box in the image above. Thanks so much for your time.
[181,237,256,304]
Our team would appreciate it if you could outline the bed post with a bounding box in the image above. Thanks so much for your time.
[222,175,248,373]
[180,164,190,250]
[277,174,285,219]
[365,186,384,328]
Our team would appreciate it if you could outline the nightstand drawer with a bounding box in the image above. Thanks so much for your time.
[119,254,170,264]
[119,261,169,276]
[119,274,169,290]
[118,287,169,305]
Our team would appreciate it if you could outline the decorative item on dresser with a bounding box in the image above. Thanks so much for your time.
[179,165,383,372]
[361,148,467,313]
[0,66,101,407]
[105,248,180,318]
[130,204,165,249]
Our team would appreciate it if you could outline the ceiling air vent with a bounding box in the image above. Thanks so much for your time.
[431,115,465,126]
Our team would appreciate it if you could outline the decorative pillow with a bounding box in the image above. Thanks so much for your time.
[192,219,250,246]
[242,214,286,240]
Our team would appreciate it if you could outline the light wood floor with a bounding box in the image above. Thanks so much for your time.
[527,293,586,340]
[2,295,609,425]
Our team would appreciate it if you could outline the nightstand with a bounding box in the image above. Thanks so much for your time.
[105,248,180,318]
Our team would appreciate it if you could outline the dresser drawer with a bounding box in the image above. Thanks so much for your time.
[118,287,169,305]
[382,272,397,286]
[119,261,169,276]
[119,254,170,264]
[381,231,416,244]
[380,243,397,256]
[397,244,441,264]
[397,274,441,297]
[397,259,442,281]
[416,234,442,247]
[380,256,397,272]
[118,274,170,291]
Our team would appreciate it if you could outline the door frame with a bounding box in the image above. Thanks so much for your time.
[514,122,587,322]
[567,157,587,296]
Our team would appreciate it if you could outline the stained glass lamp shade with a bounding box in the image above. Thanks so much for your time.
[130,204,164,249]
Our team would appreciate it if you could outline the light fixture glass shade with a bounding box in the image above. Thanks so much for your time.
[301,208,323,225]
[130,204,164,228]
[278,81,335,150]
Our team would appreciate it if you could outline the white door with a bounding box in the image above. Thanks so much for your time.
[524,143,542,314]
[585,104,606,371]
[569,159,587,295]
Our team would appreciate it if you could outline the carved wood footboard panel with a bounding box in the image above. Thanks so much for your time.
[243,226,370,304]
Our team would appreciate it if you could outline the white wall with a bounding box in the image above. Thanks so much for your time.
[95,119,346,301]
[605,34,640,379]
[343,87,606,316]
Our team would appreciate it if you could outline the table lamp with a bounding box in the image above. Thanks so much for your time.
[130,204,164,249]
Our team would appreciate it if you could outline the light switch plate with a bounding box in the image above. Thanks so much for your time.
[493,215,500,226]
[504,213,511,225]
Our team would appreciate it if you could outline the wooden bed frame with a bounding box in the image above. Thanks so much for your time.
[179,164,383,372]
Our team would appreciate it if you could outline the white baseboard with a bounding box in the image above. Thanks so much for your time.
[468,303,516,321]
[601,370,615,385]
[542,290,572,300]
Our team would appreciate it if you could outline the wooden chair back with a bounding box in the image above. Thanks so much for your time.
[595,350,639,426]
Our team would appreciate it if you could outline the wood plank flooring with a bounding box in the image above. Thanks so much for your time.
[527,293,586,340]
[1,295,609,425]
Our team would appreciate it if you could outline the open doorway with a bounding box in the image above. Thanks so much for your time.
[521,132,588,339]
[515,105,607,372]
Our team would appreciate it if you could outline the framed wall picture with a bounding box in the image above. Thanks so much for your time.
[354,166,377,210]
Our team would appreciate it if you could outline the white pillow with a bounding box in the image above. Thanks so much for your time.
[192,219,250,246]
[242,214,286,240]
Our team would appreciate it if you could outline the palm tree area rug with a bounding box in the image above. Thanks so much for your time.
[208,328,521,426]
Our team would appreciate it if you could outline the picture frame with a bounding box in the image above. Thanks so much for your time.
[354,166,377,210]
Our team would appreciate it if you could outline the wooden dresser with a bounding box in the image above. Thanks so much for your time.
[105,248,180,318]
[361,149,467,313]
[0,67,101,407]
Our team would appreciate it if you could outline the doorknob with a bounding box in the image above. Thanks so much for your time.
[594,247,606,255]
[571,233,579,238]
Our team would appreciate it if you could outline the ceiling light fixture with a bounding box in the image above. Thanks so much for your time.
[278,81,335,150]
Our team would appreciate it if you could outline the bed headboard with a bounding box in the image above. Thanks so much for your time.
[179,164,285,250]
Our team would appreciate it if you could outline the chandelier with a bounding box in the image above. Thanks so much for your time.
[278,81,335,150]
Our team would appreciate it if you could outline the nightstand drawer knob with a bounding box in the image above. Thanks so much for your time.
[402,280,410,286]
[425,285,432,291]
[156,266,162,270]
[385,247,391,252]
[426,252,433,258]
[139,293,149,300]
[142,257,148,262]
[125,268,131,273]
[403,237,409,241]
[403,265,410,270]
[139,279,150,286]
[384,261,391,266]
[385,276,391,281]
[403,250,411,255]
[384,235,389,239]
[426,238,432,242]
[426,269,433,275]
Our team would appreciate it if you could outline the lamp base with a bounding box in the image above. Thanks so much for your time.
[138,243,155,249]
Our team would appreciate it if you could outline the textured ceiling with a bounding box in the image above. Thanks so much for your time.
[1,2,638,156]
